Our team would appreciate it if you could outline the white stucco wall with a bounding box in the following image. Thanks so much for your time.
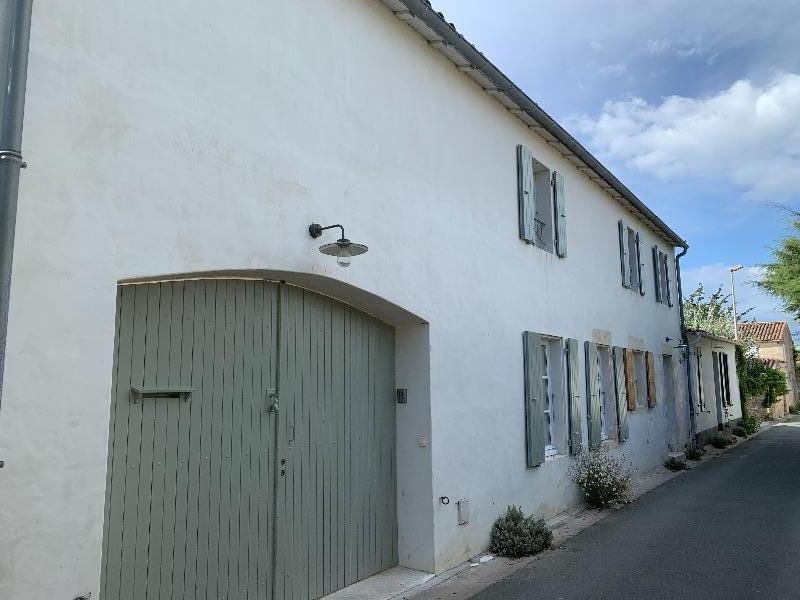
[691,335,742,435]
[0,1,689,597]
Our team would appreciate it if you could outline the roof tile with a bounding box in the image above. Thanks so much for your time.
[738,321,788,342]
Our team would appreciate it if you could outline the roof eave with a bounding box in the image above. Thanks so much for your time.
[384,0,688,249]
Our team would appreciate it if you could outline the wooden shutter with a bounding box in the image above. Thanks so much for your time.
[566,338,583,454]
[624,348,636,410]
[523,331,546,467]
[618,220,630,288]
[645,351,657,407]
[585,341,602,448]
[553,171,567,258]
[695,347,705,411]
[652,246,662,303]
[636,232,645,296]
[722,353,732,405]
[517,145,535,244]
[663,253,673,307]
[612,346,629,441]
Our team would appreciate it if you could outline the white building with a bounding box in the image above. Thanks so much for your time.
[0,1,699,598]
[686,330,742,440]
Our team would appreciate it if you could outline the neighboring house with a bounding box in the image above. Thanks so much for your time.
[739,321,799,418]
[685,330,742,443]
[0,2,695,599]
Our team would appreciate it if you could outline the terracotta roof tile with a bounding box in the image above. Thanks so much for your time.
[738,321,788,342]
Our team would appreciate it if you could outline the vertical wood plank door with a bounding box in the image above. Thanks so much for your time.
[101,280,397,600]
[276,285,398,600]
[101,280,280,600]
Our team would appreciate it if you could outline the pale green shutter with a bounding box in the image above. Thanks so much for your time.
[566,338,583,454]
[612,346,630,441]
[618,220,630,288]
[663,253,673,307]
[584,341,602,448]
[517,145,534,243]
[636,232,645,296]
[652,246,662,303]
[553,171,567,258]
[523,332,546,467]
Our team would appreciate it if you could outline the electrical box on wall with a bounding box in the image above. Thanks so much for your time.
[457,498,470,525]
[396,388,408,404]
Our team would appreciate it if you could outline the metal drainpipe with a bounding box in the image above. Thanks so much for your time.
[675,245,697,443]
[0,0,32,409]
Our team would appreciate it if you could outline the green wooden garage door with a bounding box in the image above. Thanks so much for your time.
[101,279,397,600]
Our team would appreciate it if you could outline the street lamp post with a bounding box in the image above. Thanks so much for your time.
[730,264,743,340]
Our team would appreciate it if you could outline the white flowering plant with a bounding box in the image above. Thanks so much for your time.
[568,449,635,508]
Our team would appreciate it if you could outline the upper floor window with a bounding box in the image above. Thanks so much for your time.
[618,220,644,295]
[651,245,674,307]
[517,145,566,257]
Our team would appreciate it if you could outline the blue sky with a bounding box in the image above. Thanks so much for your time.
[432,0,800,332]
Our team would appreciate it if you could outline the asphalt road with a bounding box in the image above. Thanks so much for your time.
[474,421,800,600]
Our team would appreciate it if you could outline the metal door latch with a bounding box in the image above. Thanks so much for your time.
[266,389,279,413]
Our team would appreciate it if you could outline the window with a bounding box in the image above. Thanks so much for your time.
[598,346,616,441]
[652,245,673,307]
[523,332,567,467]
[633,350,647,406]
[618,220,644,295]
[534,166,554,253]
[517,145,567,257]
[541,342,557,457]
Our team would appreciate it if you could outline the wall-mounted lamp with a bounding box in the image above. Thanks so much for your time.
[308,223,368,268]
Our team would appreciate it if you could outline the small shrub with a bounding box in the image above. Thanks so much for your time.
[568,449,635,508]
[740,415,759,436]
[489,505,552,558]
[664,456,687,471]
[790,404,800,415]
[731,426,747,438]
[684,446,704,461]
[709,433,731,449]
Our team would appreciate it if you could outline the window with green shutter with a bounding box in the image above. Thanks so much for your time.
[523,332,568,466]
[517,145,566,257]
[612,346,630,441]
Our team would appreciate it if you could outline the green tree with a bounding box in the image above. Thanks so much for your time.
[683,284,749,340]
[757,214,800,319]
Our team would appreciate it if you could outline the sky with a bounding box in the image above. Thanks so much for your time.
[431,0,800,334]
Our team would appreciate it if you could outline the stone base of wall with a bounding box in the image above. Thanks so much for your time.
[695,417,743,447]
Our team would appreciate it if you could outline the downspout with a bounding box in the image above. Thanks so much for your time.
[0,0,32,409]
[675,244,697,443]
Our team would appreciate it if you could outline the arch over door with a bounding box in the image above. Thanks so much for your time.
[101,279,397,600]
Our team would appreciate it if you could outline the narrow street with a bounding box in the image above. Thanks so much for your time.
[475,421,800,600]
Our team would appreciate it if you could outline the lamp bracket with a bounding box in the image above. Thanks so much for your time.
[309,223,345,240]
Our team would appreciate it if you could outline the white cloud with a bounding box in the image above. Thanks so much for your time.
[681,262,798,330]
[597,64,627,76]
[572,73,800,198]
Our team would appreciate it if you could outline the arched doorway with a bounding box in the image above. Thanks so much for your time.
[101,278,398,599]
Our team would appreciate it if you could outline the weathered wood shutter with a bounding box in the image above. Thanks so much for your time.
[517,145,535,243]
[585,341,602,448]
[663,253,673,307]
[722,353,732,405]
[553,171,567,257]
[652,246,662,302]
[618,220,630,288]
[645,351,657,407]
[523,331,546,467]
[566,338,583,454]
[624,348,636,410]
[636,232,645,296]
[613,346,630,441]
